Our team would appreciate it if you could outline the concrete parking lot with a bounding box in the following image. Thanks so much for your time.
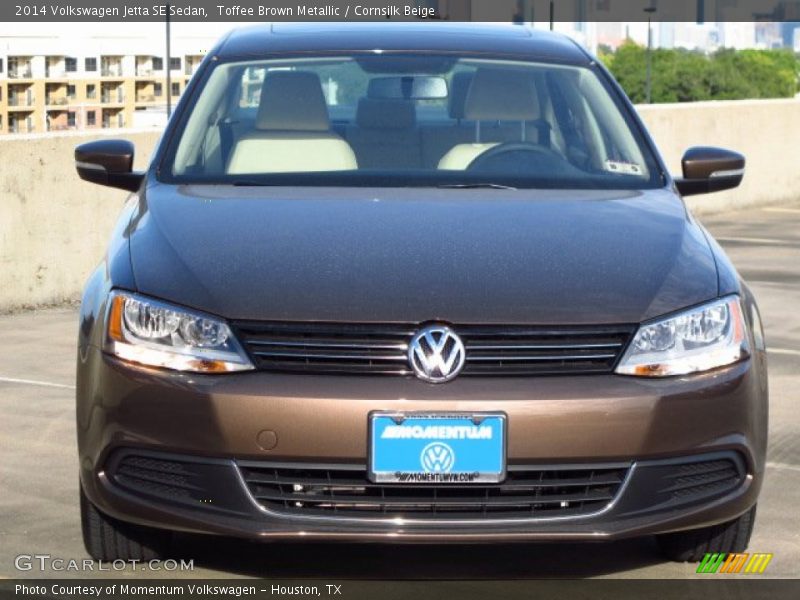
[0,202,798,580]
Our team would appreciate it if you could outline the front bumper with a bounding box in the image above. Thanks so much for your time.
[77,347,767,541]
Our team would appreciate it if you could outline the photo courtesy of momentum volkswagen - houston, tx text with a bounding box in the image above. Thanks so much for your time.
[71,21,769,566]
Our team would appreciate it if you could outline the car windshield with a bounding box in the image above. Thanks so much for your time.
[162,54,663,189]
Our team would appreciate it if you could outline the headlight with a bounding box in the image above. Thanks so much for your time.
[616,295,749,377]
[105,291,253,373]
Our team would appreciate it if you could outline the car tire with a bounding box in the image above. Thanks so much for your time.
[657,505,757,562]
[80,484,171,561]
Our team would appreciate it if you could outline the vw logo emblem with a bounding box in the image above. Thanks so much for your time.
[420,442,455,473]
[408,325,466,383]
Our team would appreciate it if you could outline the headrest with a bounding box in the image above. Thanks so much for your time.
[464,68,540,122]
[355,98,416,130]
[256,71,331,131]
[448,71,474,120]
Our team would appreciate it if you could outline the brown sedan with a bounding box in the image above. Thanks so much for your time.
[74,24,767,564]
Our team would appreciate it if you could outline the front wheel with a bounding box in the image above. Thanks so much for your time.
[80,484,171,561]
[657,505,757,562]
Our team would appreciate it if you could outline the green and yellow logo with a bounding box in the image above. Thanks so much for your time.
[696,552,773,574]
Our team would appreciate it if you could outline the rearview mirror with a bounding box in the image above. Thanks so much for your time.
[675,146,745,197]
[367,76,448,100]
[75,139,144,192]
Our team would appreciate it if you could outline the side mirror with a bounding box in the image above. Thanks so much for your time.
[75,139,144,192]
[675,146,745,197]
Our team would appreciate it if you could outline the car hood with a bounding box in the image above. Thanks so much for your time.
[127,185,718,325]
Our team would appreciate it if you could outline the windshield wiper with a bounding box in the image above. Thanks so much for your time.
[230,181,519,190]
[437,183,518,190]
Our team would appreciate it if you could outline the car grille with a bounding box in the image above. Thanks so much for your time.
[661,457,743,502]
[232,321,634,376]
[237,463,629,519]
[111,454,204,502]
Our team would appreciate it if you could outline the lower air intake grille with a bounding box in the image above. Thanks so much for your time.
[661,457,743,501]
[237,463,629,519]
[232,321,634,376]
[111,454,203,502]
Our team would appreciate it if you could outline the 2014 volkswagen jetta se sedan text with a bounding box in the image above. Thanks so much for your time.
[75,24,767,563]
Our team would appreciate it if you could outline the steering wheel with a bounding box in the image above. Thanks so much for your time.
[467,142,563,175]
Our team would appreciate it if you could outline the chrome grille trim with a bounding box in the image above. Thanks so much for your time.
[251,351,408,361]
[248,340,409,350]
[232,321,635,376]
[466,342,623,350]
[466,353,618,361]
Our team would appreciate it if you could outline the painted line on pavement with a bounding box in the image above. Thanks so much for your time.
[768,348,800,357]
[763,207,800,215]
[716,236,793,246]
[0,376,75,390]
[767,462,800,473]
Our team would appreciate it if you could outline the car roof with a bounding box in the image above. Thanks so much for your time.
[215,23,591,65]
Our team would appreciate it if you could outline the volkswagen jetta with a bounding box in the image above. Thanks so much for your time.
[75,23,767,563]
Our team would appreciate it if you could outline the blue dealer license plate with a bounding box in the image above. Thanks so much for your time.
[368,412,506,484]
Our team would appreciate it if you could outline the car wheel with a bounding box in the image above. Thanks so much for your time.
[80,484,171,561]
[657,505,757,562]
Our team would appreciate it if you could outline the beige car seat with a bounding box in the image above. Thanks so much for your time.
[438,68,540,170]
[227,71,357,174]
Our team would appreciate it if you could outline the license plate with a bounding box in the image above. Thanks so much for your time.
[368,412,506,484]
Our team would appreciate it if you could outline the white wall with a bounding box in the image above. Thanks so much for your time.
[637,99,800,214]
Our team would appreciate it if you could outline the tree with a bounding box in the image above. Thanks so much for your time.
[602,42,800,103]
